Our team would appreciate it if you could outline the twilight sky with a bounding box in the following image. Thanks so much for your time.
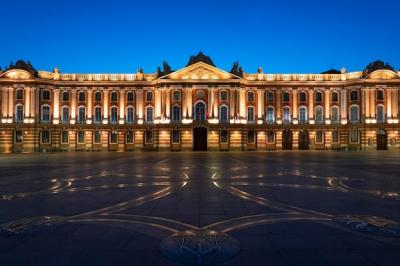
[0,0,399,74]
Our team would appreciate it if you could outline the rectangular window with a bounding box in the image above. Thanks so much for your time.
[145,130,153,144]
[316,131,324,143]
[332,130,339,143]
[172,130,180,144]
[110,132,118,144]
[77,131,85,144]
[61,131,69,144]
[16,89,24,100]
[332,92,338,102]
[94,131,101,144]
[350,130,359,143]
[220,130,228,144]
[126,131,134,144]
[41,131,50,144]
[247,130,255,143]
[15,130,23,143]
[266,92,274,102]
[267,130,275,143]
[315,92,322,102]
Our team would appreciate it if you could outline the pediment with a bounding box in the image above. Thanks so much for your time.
[366,69,399,80]
[160,62,241,80]
[0,69,34,80]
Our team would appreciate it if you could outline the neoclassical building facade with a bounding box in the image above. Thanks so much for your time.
[0,54,399,152]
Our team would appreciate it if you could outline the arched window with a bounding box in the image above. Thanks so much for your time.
[15,104,24,122]
[376,105,385,123]
[111,91,118,102]
[62,91,70,101]
[16,89,24,100]
[42,90,50,101]
[94,106,102,123]
[299,106,307,124]
[172,105,181,122]
[78,106,86,123]
[266,92,274,102]
[195,102,206,121]
[376,90,384,101]
[110,131,118,144]
[110,106,118,123]
[146,106,153,123]
[247,91,255,102]
[283,92,290,102]
[299,92,306,102]
[350,105,359,122]
[315,92,323,102]
[126,106,135,123]
[350,90,359,101]
[41,105,50,123]
[282,107,290,124]
[266,106,274,124]
[94,91,102,102]
[220,91,228,101]
[220,105,228,123]
[267,130,275,143]
[62,106,69,123]
[146,91,153,101]
[78,91,86,102]
[77,131,85,144]
[173,91,181,101]
[126,92,135,102]
[315,106,323,124]
[331,106,340,124]
[247,106,255,122]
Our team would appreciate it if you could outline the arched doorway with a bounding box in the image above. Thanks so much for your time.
[377,129,387,150]
[193,127,207,151]
[298,129,309,150]
[195,102,206,121]
[282,129,292,150]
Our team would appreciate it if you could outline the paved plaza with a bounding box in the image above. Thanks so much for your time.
[0,151,400,266]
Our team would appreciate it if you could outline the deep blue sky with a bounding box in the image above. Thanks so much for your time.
[1,0,399,74]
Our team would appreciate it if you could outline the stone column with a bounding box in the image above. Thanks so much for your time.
[257,89,265,123]
[229,88,235,120]
[30,87,36,122]
[365,88,370,118]
[52,88,60,124]
[119,90,125,124]
[208,87,213,118]
[340,89,347,123]
[71,90,77,124]
[213,88,218,119]
[308,89,314,122]
[87,90,93,123]
[276,90,282,121]
[239,88,246,120]
[392,88,398,118]
[292,90,298,122]
[370,88,376,118]
[386,88,392,118]
[1,88,7,120]
[187,88,193,118]
[136,90,143,124]
[182,87,187,118]
[324,89,330,121]
[165,88,170,120]
[8,87,14,119]
[102,89,109,124]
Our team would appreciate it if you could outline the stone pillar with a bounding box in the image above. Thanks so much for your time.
[365,88,370,118]
[340,89,347,123]
[308,89,314,122]
[103,89,109,124]
[1,88,7,120]
[208,87,213,118]
[136,90,143,123]
[119,90,125,124]
[239,88,246,120]
[30,87,36,122]
[165,88,170,120]
[52,88,59,124]
[229,89,235,119]
[87,90,93,123]
[213,88,218,119]
[187,88,193,118]
[392,88,398,118]
[8,87,14,119]
[24,87,31,120]
[182,87,187,118]
[370,88,375,118]
[324,89,330,122]
[386,88,392,118]
[292,90,298,122]
[71,90,77,124]
[276,90,282,121]
[257,89,265,123]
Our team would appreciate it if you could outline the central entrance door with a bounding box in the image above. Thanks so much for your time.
[298,130,309,150]
[193,127,208,151]
[377,129,387,150]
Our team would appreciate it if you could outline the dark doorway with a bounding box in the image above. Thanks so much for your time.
[282,129,292,150]
[377,129,387,150]
[298,130,309,150]
[193,127,207,151]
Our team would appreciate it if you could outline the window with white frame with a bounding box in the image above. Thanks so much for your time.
[93,131,101,144]
[315,106,323,124]
[94,106,102,123]
[350,90,359,101]
[126,106,135,123]
[146,106,153,123]
[299,92,306,102]
[316,131,324,143]
[126,92,135,102]
[220,91,228,101]
[331,106,340,124]
[266,91,274,102]
[78,91,86,102]
[78,106,86,123]
[332,130,339,143]
[282,92,290,102]
[350,129,359,143]
[94,91,102,101]
[42,90,51,101]
[62,106,69,123]
[15,104,24,122]
[172,105,181,122]
[110,107,118,123]
[62,91,70,102]
[376,105,385,123]
[299,106,307,124]
[173,91,181,101]
[247,91,255,102]
[146,91,153,101]
[77,131,85,144]
[110,131,118,144]
[267,130,275,143]
[247,106,254,122]
[41,130,50,143]
[220,105,228,123]
[126,131,134,144]
[266,107,274,124]
[172,130,180,144]
[282,107,290,124]
[61,131,69,144]
[349,105,359,122]
[315,91,323,102]
[111,91,118,102]
[41,105,50,122]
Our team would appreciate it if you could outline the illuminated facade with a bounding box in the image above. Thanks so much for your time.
[0,54,399,152]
